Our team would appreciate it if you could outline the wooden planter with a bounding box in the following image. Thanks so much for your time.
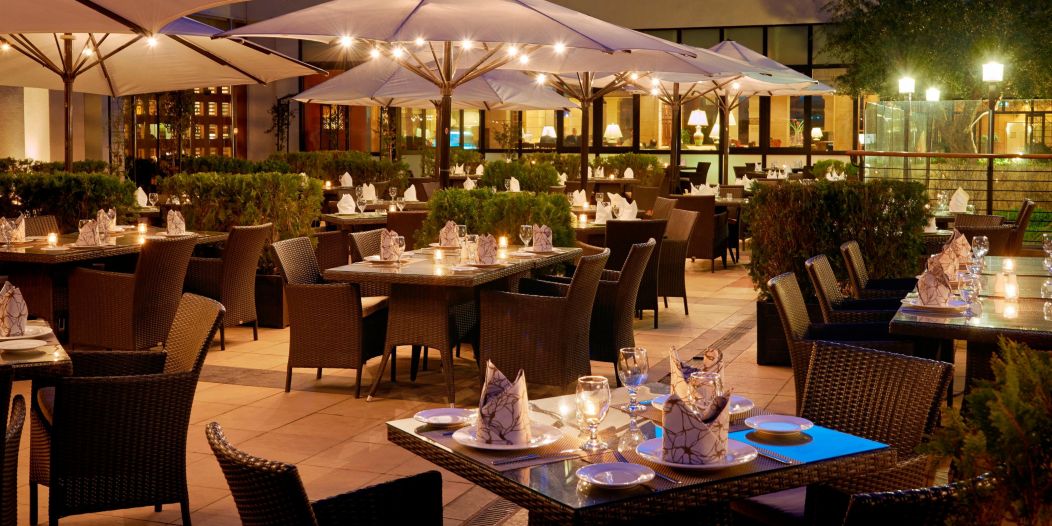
[255,273,288,328]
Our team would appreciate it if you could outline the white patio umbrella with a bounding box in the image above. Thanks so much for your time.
[1,0,320,169]
[223,0,742,187]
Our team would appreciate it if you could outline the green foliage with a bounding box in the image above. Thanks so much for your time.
[0,158,110,174]
[416,189,572,248]
[921,339,1052,526]
[268,151,409,191]
[158,172,322,271]
[179,156,292,175]
[0,172,134,233]
[450,149,484,169]
[823,0,1052,98]
[523,153,581,180]
[481,161,559,192]
[811,159,859,179]
[592,153,664,186]
[745,179,927,300]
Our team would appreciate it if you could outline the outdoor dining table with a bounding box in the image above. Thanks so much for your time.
[0,319,72,380]
[319,212,389,231]
[982,256,1049,276]
[323,246,581,405]
[387,386,896,525]
[0,227,228,336]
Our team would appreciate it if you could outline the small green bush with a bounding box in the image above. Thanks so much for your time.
[0,172,134,232]
[416,188,572,248]
[746,179,927,300]
[0,158,110,174]
[179,155,293,175]
[450,149,484,170]
[269,151,409,191]
[812,159,859,179]
[592,153,664,186]
[523,153,581,180]
[481,161,559,192]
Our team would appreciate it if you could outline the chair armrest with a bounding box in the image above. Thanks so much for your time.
[68,350,167,377]
[518,278,569,298]
[537,274,573,284]
[840,297,906,311]
[311,471,442,526]
[184,257,223,297]
[828,309,897,324]
[808,322,894,341]
[601,269,621,281]
[804,455,934,525]
[480,290,568,318]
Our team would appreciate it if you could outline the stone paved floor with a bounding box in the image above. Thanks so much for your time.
[12,255,963,525]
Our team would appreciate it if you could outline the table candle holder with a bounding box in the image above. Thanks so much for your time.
[46,233,57,248]
[1003,258,1015,272]
[498,236,508,249]
[579,213,588,226]
[137,222,147,235]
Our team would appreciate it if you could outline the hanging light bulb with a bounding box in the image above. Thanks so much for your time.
[553,42,566,54]
[629,72,639,80]
[535,73,547,85]
[82,47,94,57]
[146,36,158,48]
[414,37,425,47]
[338,35,353,47]
[0,42,10,52]
[369,48,381,59]
[518,54,529,65]
[392,47,405,58]
[650,88,659,96]
[461,39,473,50]
[506,46,518,57]
[731,81,741,90]
[650,78,660,86]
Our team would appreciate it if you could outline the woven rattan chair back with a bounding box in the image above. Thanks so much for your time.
[350,229,383,262]
[605,220,666,325]
[651,196,677,220]
[598,240,655,363]
[690,162,711,186]
[220,224,271,328]
[272,237,322,285]
[842,476,994,526]
[163,294,225,375]
[24,215,58,236]
[206,422,319,526]
[840,240,871,296]
[674,195,726,263]
[733,165,749,180]
[1008,198,1035,255]
[133,236,197,350]
[953,213,1003,228]
[386,211,428,251]
[630,186,658,213]
[803,341,952,452]
[806,254,847,323]
[768,272,815,406]
[313,230,350,271]
[666,209,697,243]
[563,249,611,378]
[956,225,1014,256]
[1,393,23,526]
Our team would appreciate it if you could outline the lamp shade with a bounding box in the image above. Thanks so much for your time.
[925,87,941,102]
[603,123,623,140]
[811,127,824,140]
[540,125,557,138]
[982,62,1004,83]
[898,76,915,95]
[687,109,708,127]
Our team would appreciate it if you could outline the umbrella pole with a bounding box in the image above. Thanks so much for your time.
[437,41,452,188]
[670,84,682,191]
[579,75,591,195]
[63,35,74,172]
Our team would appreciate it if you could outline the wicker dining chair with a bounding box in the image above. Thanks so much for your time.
[185,223,271,350]
[732,340,954,526]
[349,229,391,298]
[629,186,659,215]
[805,254,902,323]
[658,209,698,314]
[24,215,59,236]
[30,293,223,526]
[479,250,609,389]
[68,236,197,351]
[604,220,666,328]
[952,213,1004,227]
[1006,198,1035,255]
[651,196,677,220]
[0,366,24,526]
[205,422,442,526]
[421,181,440,201]
[313,230,351,270]
[955,224,1015,256]
[768,272,917,413]
[272,237,387,397]
[674,195,728,272]
[840,241,919,299]
[386,211,428,251]
[835,474,996,526]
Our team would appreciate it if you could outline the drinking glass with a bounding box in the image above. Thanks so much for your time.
[394,236,406,266]
[395,197,405,212]
[958,274,978,305]
[972,235,989,260]
[595,193,604,207]
[457,224,468,242]
[611,204,620,219]
[1042,279,1052,299]
[1043,233,1052,256]
[519,224,532,247]
[389,186,397,200]
[576,376,611,452]
[687,371,723,414]
[148,193,158,206]
[503,179,511,192]
[355,186,364,202]
[1045,302,1052,322]
[616,348,648,413]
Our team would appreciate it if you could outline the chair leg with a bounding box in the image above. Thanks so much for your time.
[252,320,259,341]
[285,367,292,392]
[683,296,689,315]
[355,366,364,399]
[29,483,37,526]
[722,253,727,269]
[219,325,225,350]
[316,368,323,379]
[423,347,429,370]
[410,346,421,382]
[710,258,715,273]
[663,296,669,308]
[653,309,659,329]
[181,499,192,526]
[155,504,163,512]
[390,348,397,381]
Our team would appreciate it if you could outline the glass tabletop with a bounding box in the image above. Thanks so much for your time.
[893,297,1052,338]
[978,274,1051,299]
[983,256,1049,277]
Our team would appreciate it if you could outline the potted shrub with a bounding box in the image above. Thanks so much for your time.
[480,161,559,193]
[415,188,572,248]
[0,171,135,232]
[745,179,927,364]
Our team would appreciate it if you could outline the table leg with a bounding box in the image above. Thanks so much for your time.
[965,341,998,393]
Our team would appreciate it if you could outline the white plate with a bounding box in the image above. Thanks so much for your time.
[0,339,47,352]
[900,298,969,313]
[509,251,539,258]
[468,262,507,269]
[40,246,69,252]
[364,255,410,265]
[576,462,655,489]
[744,415,814,435]
[429,243,461,249]
[163,232,196,237]
[452,424,562,451]
[650,394,754,415]
[450,265,482,273]
[0,325,52,341]
[636,438,757,470]
[414,408,476,427]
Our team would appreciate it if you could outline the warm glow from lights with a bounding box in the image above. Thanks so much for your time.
[925,87,941,101]
[369,48,381,59]
[82,47,94,57]
[731,81,740,90]
[1004,258,1015,272]
[146,36,158,48]
[629,72,639,80]
[982,62,1004,83]
[506,46,518,57]
[414,37,425,46]
[650,88,659,95]
[518,54,529,65]
[650,78,660,86]
[535,73,547,84]
[898,76,915,95]
[553,42,566,54]
[0,43,9,52]
[461,39,473,49]
[392,47,405,58]
[338,35,353,47]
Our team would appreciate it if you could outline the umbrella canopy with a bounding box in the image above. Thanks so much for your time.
[0,18,322,96]
[295,59,575,111]
[4,0,239,34]
[707,40,834,96]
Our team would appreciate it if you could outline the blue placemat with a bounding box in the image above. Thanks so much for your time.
[729,425,887,464]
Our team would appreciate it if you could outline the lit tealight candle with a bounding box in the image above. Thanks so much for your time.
[497,248,508,260]
[388,204,397,213]
[1004,302,1019,319]
[1004,258,1015,272]
[324,180,332,190]
[434,249,444,263]
[137,235,146,245]
[137,222,147,235]
[46,233,57,248]
[1005,281,1019,301]
[498,236,508,248]
[582,202,589,210]
[579,213,588,226]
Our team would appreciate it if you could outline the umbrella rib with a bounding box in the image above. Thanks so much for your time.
[385,0,426,42]
[169,35,266,84]
[452,44,504,86]
[511,0,614,53]
[72,0,148,34]
[3,35,62,74]
[227,37,327,75]
[84,33,118,96]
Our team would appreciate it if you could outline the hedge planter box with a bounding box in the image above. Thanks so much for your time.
[755,299,823,366]
[255,274,288,329]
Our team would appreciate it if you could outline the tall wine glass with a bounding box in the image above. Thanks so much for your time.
[148,193,158,206]
[616,348,648,413]
[504,179,511,192]
[595,193,604,207]
[389,186,397,200]
[393,236,406,267]
[972,235,989,260]
[457,224,468,245]
[576,376,610,452]
[354,185,364,203]
[395,197,405,212]
[519,224,533,247]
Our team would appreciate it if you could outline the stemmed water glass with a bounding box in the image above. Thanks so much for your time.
[1043,233,1052,256]
[595,193,604,207]
[504,179,511,192]
[148,193,158,206]
[393,235,406,267]
[958,273,979,314]
[687,371,723,414]
[576,376,611,452]
[972,235,989,262]
[457,224,468,243]
[389,186,397,201]
[355,185,364,204]
[616,348,648,413]
[395,197,405,212]
[519,224,533,248]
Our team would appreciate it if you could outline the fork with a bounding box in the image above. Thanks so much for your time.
[612,449,680,485]
[753,447,799,465]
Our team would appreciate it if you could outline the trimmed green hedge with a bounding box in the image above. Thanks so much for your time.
[416,189,573,248]
[269,151,409,191]
[0,158,110,174]
[812,159,859,179]
[0,172,134,232]
[180,155,292,175]
[746,179,927,300]
[592,153,664,186]
[480,161,560,192]
[523,153,581,180]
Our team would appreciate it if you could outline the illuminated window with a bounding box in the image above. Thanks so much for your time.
[220,86,230,95]
[601,92,633,147]
[768,26,809,65]
[221,102,230,116]
[638,95,670,149]
[564,102,591,148]
[222,125,230,139]
[769,96,808,148]
[193,102,202,116]
[194,125,203,140]
[486,110,517,150]
[208,125,218,140]
[811,68,854,151]
[207,102,217,116]
[147,99,156,116]
[521,110,556,150]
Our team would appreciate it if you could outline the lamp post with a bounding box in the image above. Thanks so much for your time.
[898,76,915,180]
[983,61,1004,214]
[924,87,940,185]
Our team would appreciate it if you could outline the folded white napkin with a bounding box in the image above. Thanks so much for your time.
[945,229,971,261]
[463,177,476,190]
[623,167,634,179]
[924,217,938,233]
[75,219,100,246]
[362,183,377,202]
[337,194,356,214]
[0,282,27,337]
[478,234,498,264]
[475,164,484,176]
[167,210,186,235]
[691,184,715,196]
[135,187,148,207]
[607,193,626,209]
[439,221,460,247]
[740,176,755,192]
[340,173,353,187]
[532,224,552,252]
[661,393,730,465]
[558,172,568,184]
[596,166,605,179]
[453,164,465,175]
[379,229,399,261]
[9,214,24,243]
[594,203,612,224]
[571,189,587,206]
[403,185,418,202]
[754,163,761,171]
[931,246,958,279]
[949,187,969,213]
[508,177,520,192]
[617,201,639,220]
[918,258,952,306]
[477,361,532,446]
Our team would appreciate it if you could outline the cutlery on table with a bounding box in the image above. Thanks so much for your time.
[612,449,680,485]
[491,449,580,466]
[754,447,799,465]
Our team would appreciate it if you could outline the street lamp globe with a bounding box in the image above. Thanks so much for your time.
[982,62,1004,83]
[925,87,941,102]
[898,77,915,95]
